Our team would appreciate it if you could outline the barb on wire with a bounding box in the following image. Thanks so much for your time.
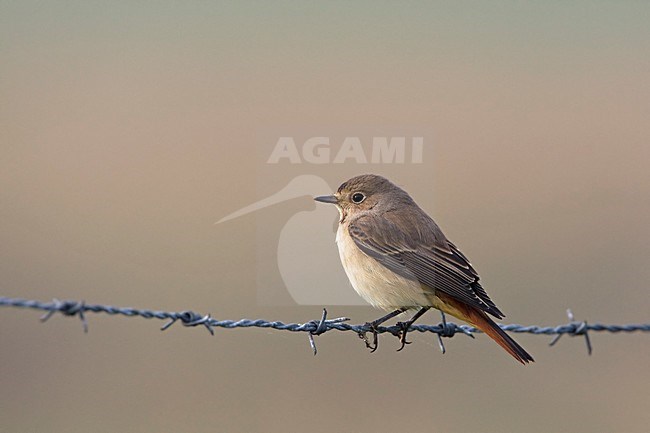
[549,309,592,355]
[434,311,475,354]
[307,308,350,355]
[161,311,215,335]
[40,298,89,333]
[1,296,649,355]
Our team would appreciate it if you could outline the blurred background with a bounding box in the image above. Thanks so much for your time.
[1,2,649,432]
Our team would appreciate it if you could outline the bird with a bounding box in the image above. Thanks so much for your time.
[314,174,534,364]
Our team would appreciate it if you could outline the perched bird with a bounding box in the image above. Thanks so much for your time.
[315,174,533,364]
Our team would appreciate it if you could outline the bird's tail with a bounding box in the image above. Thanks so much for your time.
[466,307,534,364]
[435,293,534,364]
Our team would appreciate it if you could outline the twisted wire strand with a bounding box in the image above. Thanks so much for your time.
[2,296,649,355]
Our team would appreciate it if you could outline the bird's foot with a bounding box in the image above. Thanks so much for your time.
[395,321,414,352]
[358,322,380,353]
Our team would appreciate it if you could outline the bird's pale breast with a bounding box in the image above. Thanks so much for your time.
[336,221,431,310]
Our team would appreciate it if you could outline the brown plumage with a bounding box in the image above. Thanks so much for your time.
[315,174,534,364]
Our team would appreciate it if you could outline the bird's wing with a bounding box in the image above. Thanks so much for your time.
[348,215,504,318]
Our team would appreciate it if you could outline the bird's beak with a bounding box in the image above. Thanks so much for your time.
[314,194,338,204]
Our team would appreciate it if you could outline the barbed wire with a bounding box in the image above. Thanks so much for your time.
[1,296,649,355]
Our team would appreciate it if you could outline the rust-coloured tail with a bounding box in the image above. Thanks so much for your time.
[467,308,534,364]
[436,293,534,364]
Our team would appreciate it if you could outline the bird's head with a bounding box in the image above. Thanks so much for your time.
[314,174,411,222]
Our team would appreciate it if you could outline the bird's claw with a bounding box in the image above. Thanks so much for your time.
[358,322,380,352]
[396,321,413,352]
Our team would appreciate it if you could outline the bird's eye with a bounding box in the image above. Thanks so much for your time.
[351,192,366,204]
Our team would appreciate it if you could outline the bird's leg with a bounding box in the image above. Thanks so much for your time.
[396,307,430,351]
[359,308,408,352]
